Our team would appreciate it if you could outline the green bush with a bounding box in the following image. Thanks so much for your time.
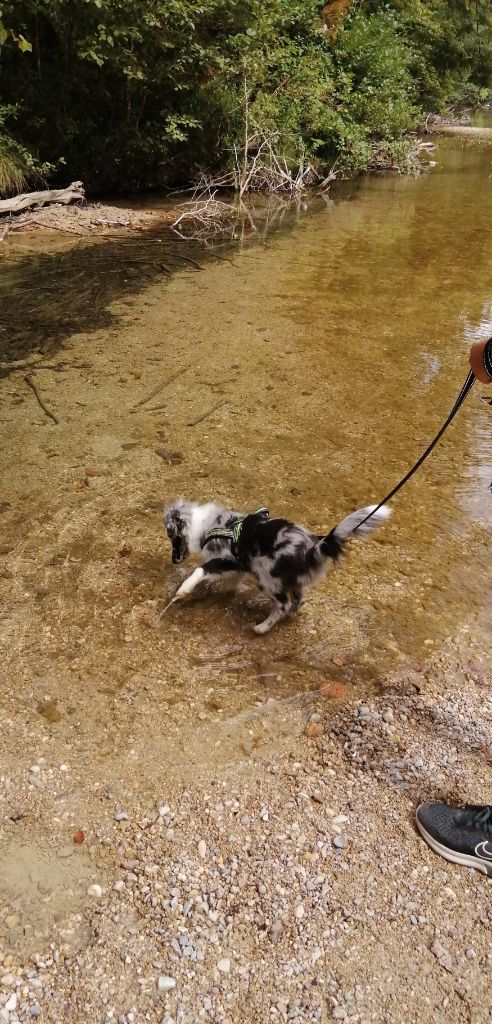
[0,0,491,194]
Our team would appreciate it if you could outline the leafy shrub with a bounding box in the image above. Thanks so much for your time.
[0,0,490,193]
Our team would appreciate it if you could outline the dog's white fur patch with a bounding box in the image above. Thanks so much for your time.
[334,504,391,541]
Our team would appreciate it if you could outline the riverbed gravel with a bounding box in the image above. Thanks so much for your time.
[0,638,491,1024]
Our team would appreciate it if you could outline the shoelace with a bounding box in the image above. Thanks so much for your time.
[464,805,492,833]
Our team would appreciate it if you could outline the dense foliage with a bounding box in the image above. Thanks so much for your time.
[0,0,491,195]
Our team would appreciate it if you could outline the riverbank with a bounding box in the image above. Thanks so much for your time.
[1,638,491,1024]
[0,199,178,240]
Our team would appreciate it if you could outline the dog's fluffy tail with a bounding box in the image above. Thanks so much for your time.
[317,504,391,561]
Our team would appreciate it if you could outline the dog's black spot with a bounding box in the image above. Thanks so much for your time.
[317,529,343,562]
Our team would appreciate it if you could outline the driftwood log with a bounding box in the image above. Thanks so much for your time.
[0,181,85,216]
[428,124,492,140]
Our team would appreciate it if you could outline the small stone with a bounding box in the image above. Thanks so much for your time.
[431,940,454,973]
[114,810,129,822]
[333,834,349,849]
[4,915,20,930]
[333,1008,347,1020]
[310,713,322,723]
[217,958,231,974]
[87,884,103,898]
[113,880,125,892]
[240,815,250,827]
[29,766,40,774]
[57,846,75,860]
[158,804,170,817]
[295,904,305,920]
[465,948,476,960]
[157,976,176,993]
[270,920,283,942]
[382,709,394,723]
[5,995,17,1013]
[198,840,207,859]
[0,974,14,986]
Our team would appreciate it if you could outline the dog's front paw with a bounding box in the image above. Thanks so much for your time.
[253,621,271,635]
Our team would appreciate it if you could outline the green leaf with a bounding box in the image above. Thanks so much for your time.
[17,34,32,53]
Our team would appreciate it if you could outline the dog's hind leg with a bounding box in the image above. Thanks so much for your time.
[254,592,291,635]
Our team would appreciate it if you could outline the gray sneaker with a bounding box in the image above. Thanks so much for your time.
[416,802,492,877]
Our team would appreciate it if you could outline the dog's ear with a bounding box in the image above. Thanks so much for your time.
[163,503,189,563]
[164,507,184,539]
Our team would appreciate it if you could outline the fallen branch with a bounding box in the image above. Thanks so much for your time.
[0,181,85,217]
[0,354,47,372]
[19,217,89,236]
[172,193,236,237]
[187,399,227,427]
[24,374,59,424]
[131,364,191,410]
[0,360,60,377]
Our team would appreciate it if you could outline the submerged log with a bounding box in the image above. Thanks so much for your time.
[0,181,85,216]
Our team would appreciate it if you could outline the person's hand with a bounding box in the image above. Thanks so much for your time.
[469,339,492,384]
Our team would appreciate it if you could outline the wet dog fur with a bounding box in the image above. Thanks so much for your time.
[163,499,391,633]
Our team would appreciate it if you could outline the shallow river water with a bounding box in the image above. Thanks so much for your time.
[0,132,491,794]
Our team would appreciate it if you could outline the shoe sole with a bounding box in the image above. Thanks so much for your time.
[416,807,492,878]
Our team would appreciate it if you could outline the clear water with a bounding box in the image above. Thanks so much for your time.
[0,132,491,788]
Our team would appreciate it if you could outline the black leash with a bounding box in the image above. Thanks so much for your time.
[354,370,476,533]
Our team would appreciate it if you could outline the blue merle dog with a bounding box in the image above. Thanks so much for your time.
[163,499,391,633]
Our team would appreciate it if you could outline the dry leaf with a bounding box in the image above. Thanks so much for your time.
[331,653,346,667]
[319,680,347,699]
[305,722,323,738]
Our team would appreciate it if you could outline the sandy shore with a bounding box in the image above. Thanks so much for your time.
[0,200,177,240]
[1,641,491,1024]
